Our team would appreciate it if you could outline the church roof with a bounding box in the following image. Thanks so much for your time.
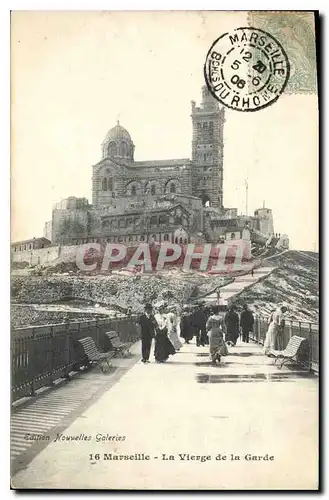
[102,121,133,145]
[134,159,190,168]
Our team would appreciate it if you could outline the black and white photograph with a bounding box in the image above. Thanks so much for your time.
[10,10,319,490]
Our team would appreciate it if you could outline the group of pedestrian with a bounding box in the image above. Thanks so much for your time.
[138,299,289,365]
[224,304,255,345]
[180,303,209,347]
[138,302,181,364]
[138,299,258,365]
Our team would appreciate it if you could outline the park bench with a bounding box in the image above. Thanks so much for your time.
[77,337,116,373]
[268,335,306,369]
[105,331,132,356]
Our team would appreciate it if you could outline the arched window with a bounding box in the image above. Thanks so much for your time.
[165,179,180,195]
[131,185,136,196]
[175,237,178,244]
[184,238,188,244]
[108,178,113,191]
[164,234,169,241]
[108,141,117,157]
[231,232,236,240]
[179,237,183,244]
[102,178,108,191]
[120,141,127,157]
[151,185,156,195]
[140,235,145,241]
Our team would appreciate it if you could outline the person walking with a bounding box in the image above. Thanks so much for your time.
[166,304,183,351]
[154,302,176,363]
[191,302,208,347]
[224,306,240,346]
[180,306,194,344]
[240,304,254,343]
[139,303,157,363]
[264,305,288,355]
[206,306,228,364]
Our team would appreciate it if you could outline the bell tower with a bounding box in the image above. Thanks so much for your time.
[191,85,225,209]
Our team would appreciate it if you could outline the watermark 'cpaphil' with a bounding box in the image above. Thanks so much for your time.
[75,241,251,274]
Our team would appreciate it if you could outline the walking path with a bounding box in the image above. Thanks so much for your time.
[11,351,140,472]
[204,266,276,306]
[12,339,318,490]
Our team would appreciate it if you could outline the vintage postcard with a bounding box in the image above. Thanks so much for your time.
[11,10,319,490]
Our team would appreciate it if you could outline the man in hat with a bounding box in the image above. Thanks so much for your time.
[180,305,194,344]
[191,302,208,347]
[240,303,254,343]
[224,305,240,346]
[139,303,157,363]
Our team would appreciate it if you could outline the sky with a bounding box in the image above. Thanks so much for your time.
[11,11,318,251]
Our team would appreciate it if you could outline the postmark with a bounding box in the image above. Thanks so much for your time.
[204,27,290,112]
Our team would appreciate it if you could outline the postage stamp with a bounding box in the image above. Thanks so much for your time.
[247,11,317,94]
[204,27,290,112]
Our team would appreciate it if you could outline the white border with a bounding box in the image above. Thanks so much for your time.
[2,2,325,499]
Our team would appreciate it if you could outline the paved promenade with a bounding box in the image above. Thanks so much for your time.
[12,338,318,490]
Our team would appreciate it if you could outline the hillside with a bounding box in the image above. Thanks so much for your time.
[11,250,319,327]
[233,250,319,322]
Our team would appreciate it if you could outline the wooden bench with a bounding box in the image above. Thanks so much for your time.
[77,337,116,373]
[105,331,132,356]
[268,335,306,369]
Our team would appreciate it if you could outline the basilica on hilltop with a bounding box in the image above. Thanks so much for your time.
[46,86,275,248]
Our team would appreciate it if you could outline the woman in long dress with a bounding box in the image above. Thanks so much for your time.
[154,303,176,363]
[264,306,288,355]
[206,306,228,364]
[263,310,276,355]
[166,305,183,351]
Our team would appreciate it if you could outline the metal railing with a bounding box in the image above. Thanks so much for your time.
[11,316,140,403]
[251,315,319,373]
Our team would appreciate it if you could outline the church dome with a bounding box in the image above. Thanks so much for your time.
[103,121,132,144]
[102,121,135,161]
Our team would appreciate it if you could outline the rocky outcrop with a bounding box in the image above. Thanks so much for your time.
[233,251,319,322]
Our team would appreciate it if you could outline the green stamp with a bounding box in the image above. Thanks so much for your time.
[248,11,317,94]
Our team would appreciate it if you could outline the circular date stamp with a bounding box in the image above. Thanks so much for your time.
[204,27,290,112]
